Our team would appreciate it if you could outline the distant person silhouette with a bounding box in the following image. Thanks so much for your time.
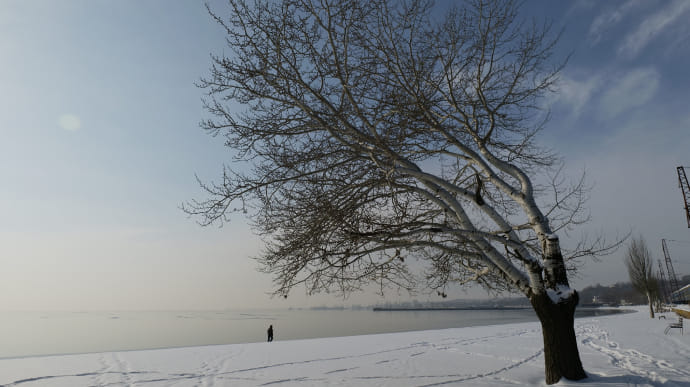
[267,324,274,342]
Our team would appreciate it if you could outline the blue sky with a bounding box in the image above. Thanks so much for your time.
[1,0,689,311]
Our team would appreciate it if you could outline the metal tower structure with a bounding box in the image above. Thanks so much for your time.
[657,259,670,304]
[662,239,680,294]
[678,166,690,228]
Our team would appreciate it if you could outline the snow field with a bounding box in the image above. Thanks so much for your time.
[0,306,687,386]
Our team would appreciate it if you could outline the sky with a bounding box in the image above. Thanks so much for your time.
[1,0,689,311]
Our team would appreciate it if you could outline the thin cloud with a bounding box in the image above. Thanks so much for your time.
[599,68,660,120]
[618,0,690,58]
[550,68,660,122]
[588,0,641,45]
[553,74,601,117]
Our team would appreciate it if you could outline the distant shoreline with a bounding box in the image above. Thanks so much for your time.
[372,306,631,316]
[372,307,531,311]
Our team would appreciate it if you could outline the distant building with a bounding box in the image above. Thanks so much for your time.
[671,284,690,304]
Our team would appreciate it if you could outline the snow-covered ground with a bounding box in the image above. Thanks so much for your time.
[0,306,687,386]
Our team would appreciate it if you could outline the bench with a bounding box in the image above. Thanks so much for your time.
[664,316,683,335]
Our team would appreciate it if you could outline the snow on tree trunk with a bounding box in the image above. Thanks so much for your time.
[529,235,587,384]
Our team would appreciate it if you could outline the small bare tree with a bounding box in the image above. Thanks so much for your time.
[625,236,658,318]
[186,0,618,383]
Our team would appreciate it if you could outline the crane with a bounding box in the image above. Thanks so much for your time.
[678,166,690,228]
[662,239,680,297]
[657,260,670,304]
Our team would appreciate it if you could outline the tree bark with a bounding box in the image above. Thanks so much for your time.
[646,293,655,319]
[530,291,587,385]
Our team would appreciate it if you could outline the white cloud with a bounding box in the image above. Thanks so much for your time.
[599,68,659,120]
[588,0,641,45]
[553,74,601,117]
[548,68,661,123]
[618,0,690,58]
[58,114,81,131]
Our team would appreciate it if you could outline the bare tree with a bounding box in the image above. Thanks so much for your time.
[186,0,618,383]
[625,236,658,318]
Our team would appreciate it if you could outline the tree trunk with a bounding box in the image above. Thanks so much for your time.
[646,293,655,319]
[530,291,587,385]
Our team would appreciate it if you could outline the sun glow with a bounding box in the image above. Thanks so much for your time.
[58,114,81,131]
